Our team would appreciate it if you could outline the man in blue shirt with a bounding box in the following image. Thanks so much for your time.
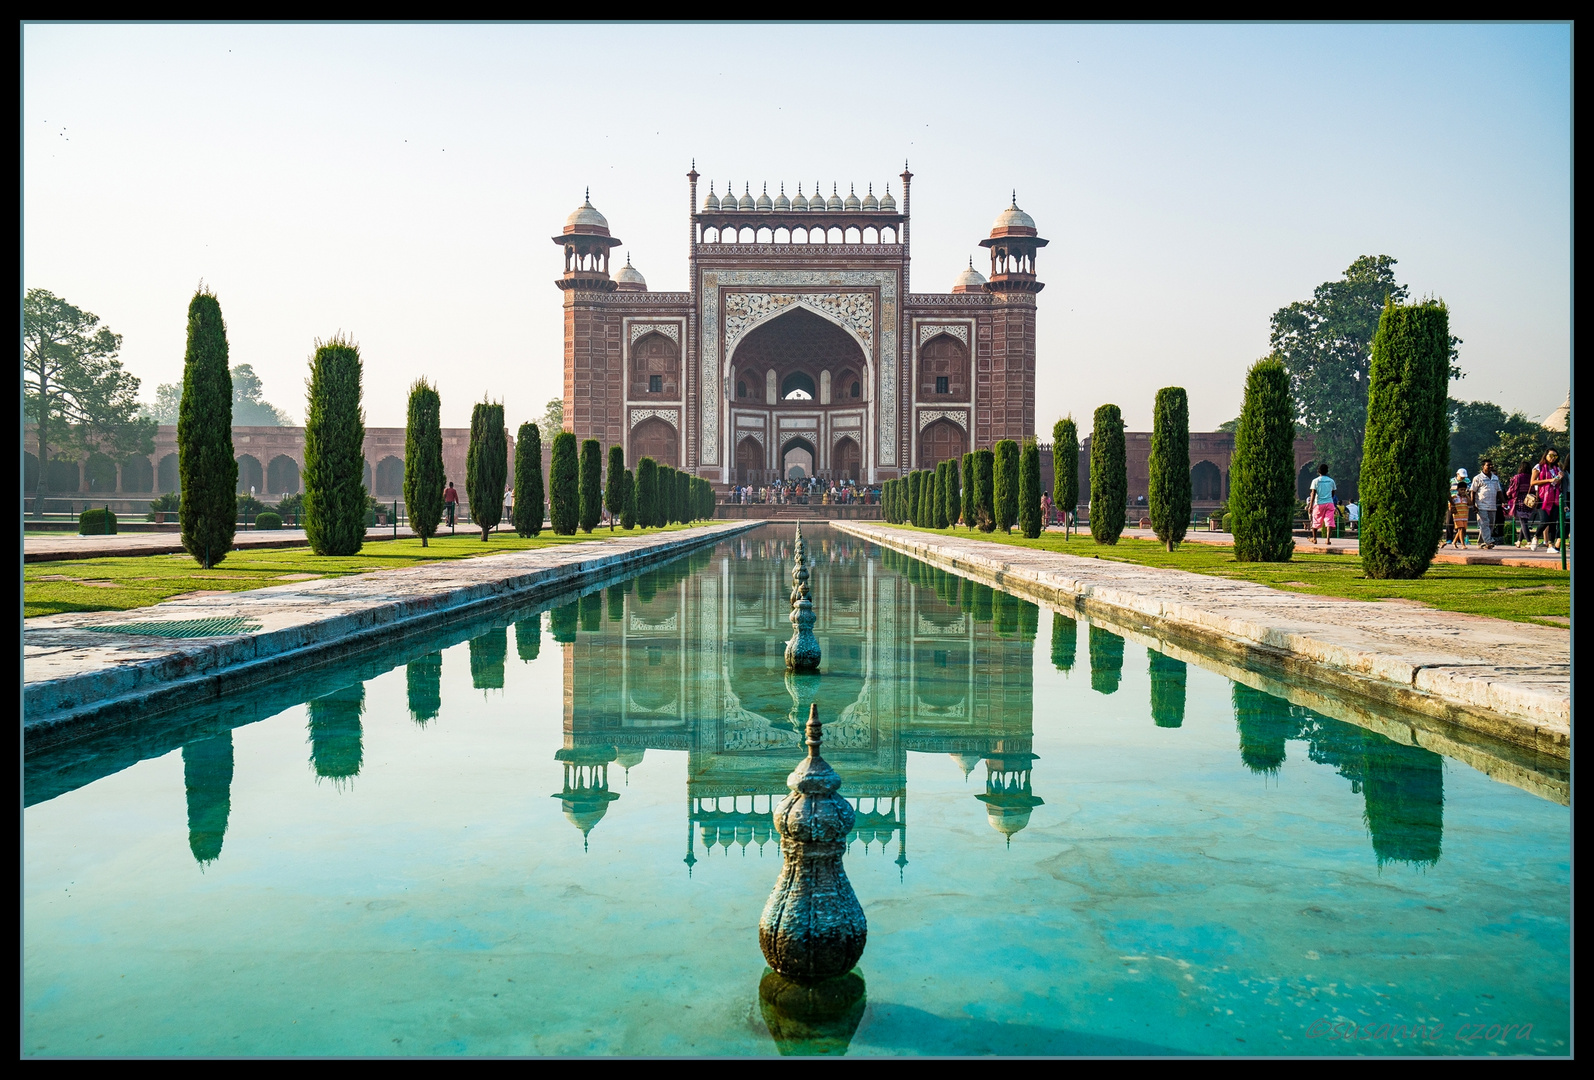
[1309,462,1338,547]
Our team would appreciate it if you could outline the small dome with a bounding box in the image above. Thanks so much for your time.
[738,183,755,212]
[702,183,720,212]
[954,258,987,291]
[844,184,861,211]
[992,192,1037,233]
[756,183,773,211]
[827,184,843,212]
[862,184,878,211]
[614,255,646,291]
[564,190,609,233]
[879,184,897,211]
[615,748,646,772]
[792,185,809,211]
[774,184,790,212]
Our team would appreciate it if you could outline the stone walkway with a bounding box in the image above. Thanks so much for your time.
[24,521,757,746]
[836,522,1570,758]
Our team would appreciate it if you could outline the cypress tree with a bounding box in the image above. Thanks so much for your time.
[1089,404,1127,545]
[919,469,932,527]
[466,400,507,541]
[888,479,898,522]
[676,469,690,523]
[1149,387,1192,552]
[636,456,657,529]
[1230,358,1295,562]
[620,468,637,528]
[578,437,602,532]
[656,465,674,525]
[975,449,996,532]
[961,453,976,530]
[1360,300,1453,579]
[906,470,921,526]
[405,380,444,546]
[994,439,1020,533]
[605,445,626,532]
[549,431,579,535]
[512,421,544,538]
[1019,439,1042,538]
[303,335,366,557]
[931,463,948,528]
[178,288,236,567]
[944,456,961,527]
[1052,417,1079,537]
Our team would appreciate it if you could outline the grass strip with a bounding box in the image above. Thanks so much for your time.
[873,524,1570,627]
[24,524,703,619]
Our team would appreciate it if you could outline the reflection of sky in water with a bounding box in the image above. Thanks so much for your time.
[23,526,1570,1056]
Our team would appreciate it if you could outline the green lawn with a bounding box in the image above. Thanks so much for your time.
[24,524,704,619]
[874,524,1570,627]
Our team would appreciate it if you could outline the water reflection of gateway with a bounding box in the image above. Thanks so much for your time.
[551,528,1041,867]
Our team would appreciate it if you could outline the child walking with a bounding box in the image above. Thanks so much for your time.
[1449,480,1473,549]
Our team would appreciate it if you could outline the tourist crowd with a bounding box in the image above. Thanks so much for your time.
[727,478,878,506]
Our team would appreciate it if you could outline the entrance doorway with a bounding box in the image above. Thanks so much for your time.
[781,438,815,480]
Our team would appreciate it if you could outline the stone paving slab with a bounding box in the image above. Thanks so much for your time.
[23,526,433,562]
[836,522,1570,758]
[24,522,757,746]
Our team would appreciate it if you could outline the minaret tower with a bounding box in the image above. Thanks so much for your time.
[553,189,622,293]
[977,193,1047,444]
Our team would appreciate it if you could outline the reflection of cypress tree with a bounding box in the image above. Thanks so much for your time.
[515,619,541,662]
[1232,683,1298,774]
[1050,613,1078,671]
[407,652,443,724]
[469,628,508,689]
[578,591,602,632]
[1361,747,1444,867]
[549,602,578,643]
[607,586,625,623]
[183,732,234,866]
[1148,649,1187,728]
[960,575,976,613]
[636,570,657,604]
[992,590,1017,636]
[1089,625,1124,695]
[1016,597,1039,641]
[972,582,994,623]
[308,683,365,783]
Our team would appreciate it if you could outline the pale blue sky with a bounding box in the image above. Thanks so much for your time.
[23,23,1571,433]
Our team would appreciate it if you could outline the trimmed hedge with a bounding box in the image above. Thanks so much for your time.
[78,506,117,535]
[1230,358,1295,562]
[254,511,282,530]
[1089,404,1127,545]
[1149,387,1191,550]
[1360,300,1452,579]
[549,431,579,535]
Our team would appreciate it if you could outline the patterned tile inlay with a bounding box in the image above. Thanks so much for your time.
[629,322,681,345]
[918,409,969,432]
[701,269,899,465]
[630,407,681,430]
[917,323,970,348]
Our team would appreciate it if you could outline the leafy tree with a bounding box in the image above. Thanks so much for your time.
[466,401,507,540]
[404,379,444,546]
[1089,405,1127,545]
[178,289,237,567]
[303,335,366,557]
[974,449,996,532]
[1052,417,1078,534]
[994,440,1019,532]
[944,456,962,527]
[1215,416,1241,434]
[1019,439,1042,538]
[578,438,602,532]
[1448,399,1546,477]
[549,431,579,535]
[1149,387,1191,551]
[513,420,544,537]
[1360,301,1452,579]
[1229,357,1295,562]
[538,397,565,447]
[229,364,294,425]
[23,288,154,517]
[1269,255,1461,499]
[961,453,976,529]
[1485,427,1567,481]
[620,467,637,529]
[636,456,657,530]
[605,444,626,531]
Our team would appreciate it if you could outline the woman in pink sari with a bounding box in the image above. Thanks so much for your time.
[1530,449,1564,552]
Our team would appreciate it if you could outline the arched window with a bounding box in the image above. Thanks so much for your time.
[157,453,179,492]
[780,372,816,400]
[267,455,300,495]
[851,381,861,399]
[631,416,679,468]
[737,380,748,399]
[122,455,154,492]
[631,331,680,399]
[1191,460,1222,501]
[85,452,118,492]
[374,455,405,499]
[236,454,263,495]
[919,333,970,399]
[918,418,967,468]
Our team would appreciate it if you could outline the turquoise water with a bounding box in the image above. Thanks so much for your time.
[23,525,1570,1056]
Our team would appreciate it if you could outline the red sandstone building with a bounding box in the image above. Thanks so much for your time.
[557,166,1042,487]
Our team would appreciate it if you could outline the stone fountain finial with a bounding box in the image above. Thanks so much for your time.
[785,525,821,672]
[759,704,867,983]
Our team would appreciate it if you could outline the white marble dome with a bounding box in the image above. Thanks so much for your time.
[756,184,773,211]
[702,184,720,212]
[564,193,609,232]
[614,257,646,291]
[992,195,1037,233]
[954,259,987,290]
[738,185,755,212]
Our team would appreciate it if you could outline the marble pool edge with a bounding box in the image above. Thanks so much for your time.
[22,522,761,749]
[835,522,1570,762]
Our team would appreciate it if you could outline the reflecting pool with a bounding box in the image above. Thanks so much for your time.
[23,525,1570,1056]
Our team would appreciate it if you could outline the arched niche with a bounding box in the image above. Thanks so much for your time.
[236,454,263,495]
[631,416,679,468]
[919,332,970,399]
[1191,460,1223,501]
[122,455,154,492]
[918,418,967,469]
[267,455,301,495]
[631,331,680,399]
[374,455,405,499]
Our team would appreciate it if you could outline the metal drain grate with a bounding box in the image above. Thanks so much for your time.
[81,617,262,638]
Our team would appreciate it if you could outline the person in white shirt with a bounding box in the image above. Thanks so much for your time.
[1469,460,1504,549]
